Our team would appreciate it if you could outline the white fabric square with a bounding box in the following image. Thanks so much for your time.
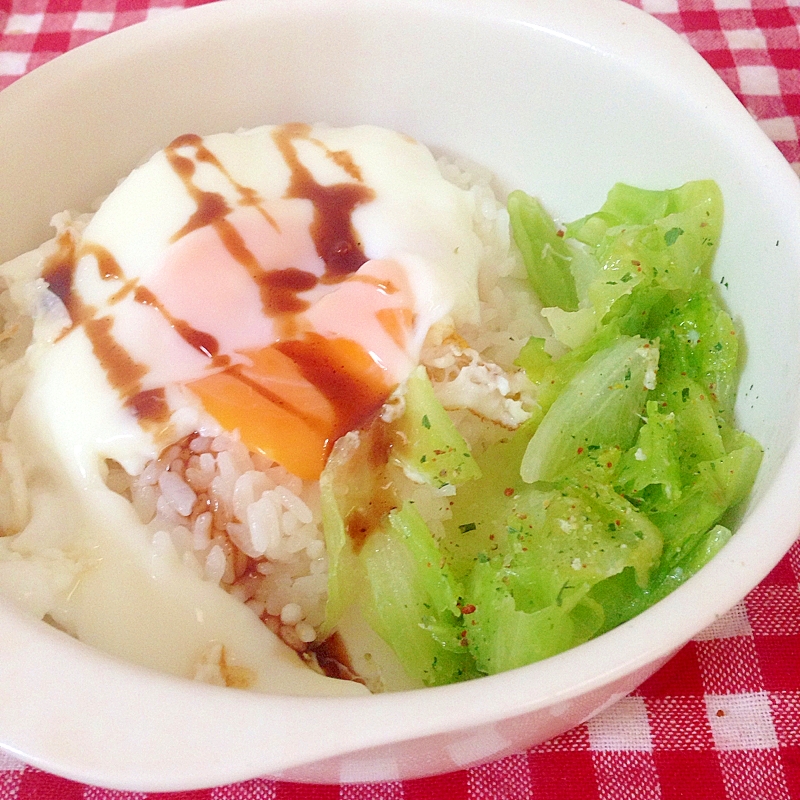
[588,696,652,752]
[146,6,183,20]
[0,52,29,77]
[712,0,753,8]
[5,13,44,35]
[74,12,114,32]
[718,750,793,800]
[0,750,25,771]
[706,692,779,750]
[640,0,680,12]
[759,117,799,143]
[694,602,752,641]
[725,28,767,50]
[468,754,533,799]
[738,65,782,96]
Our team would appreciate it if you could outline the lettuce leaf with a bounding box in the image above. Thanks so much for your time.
[465,559,604,674]
[358,503,478,685]
[520,335,658,483]
[392,365,481,488]
[508,190,579,311]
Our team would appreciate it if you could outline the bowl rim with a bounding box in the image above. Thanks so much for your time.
[1,0,800,791]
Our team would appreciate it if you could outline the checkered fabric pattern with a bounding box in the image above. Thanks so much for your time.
[1,1,800,798]
[631,0,800,174]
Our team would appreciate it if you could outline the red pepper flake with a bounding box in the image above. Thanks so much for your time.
[716,709,725,717]
[460,630,468,638]
[460,604,476,615]
[615,519,621,527]
[556,229,565,238]
[504,487,514,497]
[607,462,613,469]
[577,447,584,455]
[460,638,469,647]
[631,260,641,266]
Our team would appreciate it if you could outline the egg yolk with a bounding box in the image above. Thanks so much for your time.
[149,205,420,481]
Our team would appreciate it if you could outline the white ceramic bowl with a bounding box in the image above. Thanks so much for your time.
[1,0,800,790]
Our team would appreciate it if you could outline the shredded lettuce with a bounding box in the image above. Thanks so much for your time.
[357,503,478,685]
[520,334,658,483]
[393,365,481,488]
[321,179,761,686]
[508,190,579,311]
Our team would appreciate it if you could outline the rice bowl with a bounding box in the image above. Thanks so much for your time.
[0,0,799,790]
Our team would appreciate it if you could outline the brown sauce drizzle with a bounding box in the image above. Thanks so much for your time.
[332,415,400,554]
[126,388,169,422]
[272,124,375,282]
[159,126,391,469]
[170,133,278,227]
[261,268,318,315]
[310,632,366,684]
[42,232,201,426]
[81,242,124,281]
[133,286,223,362]
[165,126,377,315]
[43,232,167,423]
[275,334,391,452]
[83,315,147,395]
[225,360,331,436]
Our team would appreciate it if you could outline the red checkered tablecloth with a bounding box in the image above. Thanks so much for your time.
[1,1,800,798]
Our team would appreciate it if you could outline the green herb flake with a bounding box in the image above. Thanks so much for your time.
[421,414,431,429]
[459,522,477,534]
[664,227,684,246]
